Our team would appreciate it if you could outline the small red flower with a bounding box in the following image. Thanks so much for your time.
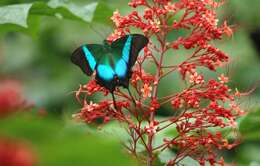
[149,99,160,112]
[144,121,159,135]
[141,83,152,99]
[128,0,147,8]
[189,72,205,85]
[218,74,229,84]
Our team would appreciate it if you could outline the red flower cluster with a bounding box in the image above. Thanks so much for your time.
[73,80,131,124]
[74,0,242,165]
[0,138,36,166]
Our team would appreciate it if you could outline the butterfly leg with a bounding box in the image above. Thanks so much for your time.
[111,92,118,110]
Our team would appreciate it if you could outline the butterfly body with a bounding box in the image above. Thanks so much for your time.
[71,34,149,93]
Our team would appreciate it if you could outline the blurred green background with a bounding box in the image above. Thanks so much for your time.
[0,0,260,165]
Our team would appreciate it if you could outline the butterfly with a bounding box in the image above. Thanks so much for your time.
[71,34,149,108]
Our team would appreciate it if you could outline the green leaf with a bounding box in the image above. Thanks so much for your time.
[0,3,32,27]
[236,143,260,165]
[47,0,98,22]
[158,149,175,165]
[0,1,113,35]
[38,131,137,166]
[239,109,260,141]
[0,113,63,142]
[226,0,260,29]
[179,157,200,166]
[92,1,113,25]
[0,113,137,166]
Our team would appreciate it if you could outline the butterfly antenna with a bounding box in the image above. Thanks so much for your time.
[111,92,118,110]
[127,88,136,106]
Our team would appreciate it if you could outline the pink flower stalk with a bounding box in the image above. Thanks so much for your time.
[74,0,243,165]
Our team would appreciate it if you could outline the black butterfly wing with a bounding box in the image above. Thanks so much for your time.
[110,34,149,88]
[129,34,149,68]
[111,34,149,68]
[71,34,148,91]
[71,44,105,75]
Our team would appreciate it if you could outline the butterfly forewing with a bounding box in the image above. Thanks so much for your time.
[111,34,148,67]
[128,34,149,67]
[110,34,149,87]
[71,44,106,75]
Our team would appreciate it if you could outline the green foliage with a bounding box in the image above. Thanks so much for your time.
[0,0,259,165]
[0,0,113,35]
[234,109,260,165]
[0,3,32,27]
[236,143,260,166]
[226,0,260,29]
[0,113,137,166]
[240,109,260,141]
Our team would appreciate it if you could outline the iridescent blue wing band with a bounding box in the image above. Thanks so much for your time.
[82,46,96,71]
[71,44,105,76]
[97,65,115,81]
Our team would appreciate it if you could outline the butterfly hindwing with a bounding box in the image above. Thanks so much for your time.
[94,57,118,92]
[96,64,115,81]
[71,46,94,76]
[71,44,105,75]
